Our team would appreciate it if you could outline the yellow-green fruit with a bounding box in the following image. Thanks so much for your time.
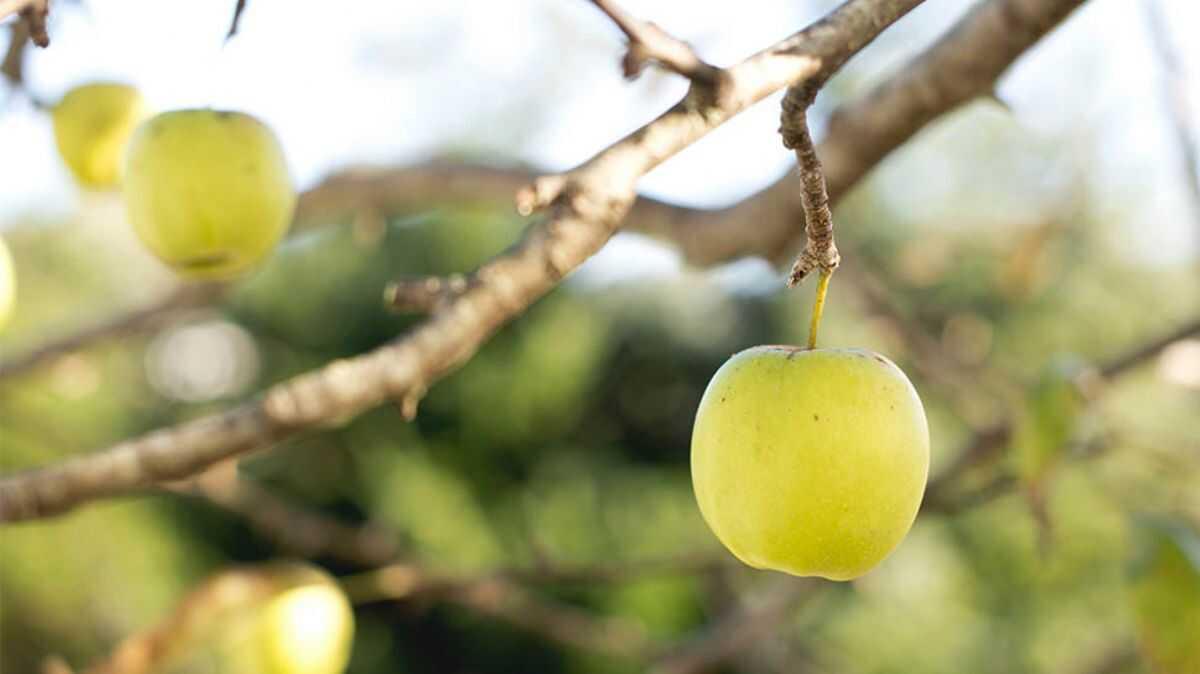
[123,109,295,280]
[691,346,930,580]
[0,237,14,331]
[1128,521,1200,674]
[52,82,146,187]
[158,562,354,674]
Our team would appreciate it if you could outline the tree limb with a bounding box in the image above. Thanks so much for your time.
[0,0,1093,379]
[0,0,927,521]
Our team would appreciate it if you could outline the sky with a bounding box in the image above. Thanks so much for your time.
[1,0,1198,274]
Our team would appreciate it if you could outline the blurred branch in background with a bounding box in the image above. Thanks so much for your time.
[0,0,48,46]
[162,458,402,567]
[649,578,818,674]
[924,315,1200,510]
[0,0,928,522]
[0,0,1092,396]
[225,0,248,40]
[1142,0,1200,239]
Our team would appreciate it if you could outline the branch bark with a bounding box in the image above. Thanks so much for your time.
[0,0,927,521]
[0,0,1093,380]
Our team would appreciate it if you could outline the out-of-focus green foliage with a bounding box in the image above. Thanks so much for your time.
[2,101,1199,674]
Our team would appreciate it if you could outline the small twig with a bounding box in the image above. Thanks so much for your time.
[384,274,469,313]
[587,0,723,84]
[649,578,818,674]
[0,283,226,380]
[2,0,49,47]
[224,0,247,40]
[781,87,840,287]
[164,459,402,567]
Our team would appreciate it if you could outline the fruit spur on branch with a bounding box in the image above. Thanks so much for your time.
[690,98,930,582]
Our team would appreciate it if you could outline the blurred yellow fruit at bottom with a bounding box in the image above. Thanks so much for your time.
[52,82,146,187]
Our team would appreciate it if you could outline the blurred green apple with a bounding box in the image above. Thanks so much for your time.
[52,82,147,188]
[151,561,354,674]
[1128,519,1200,674]
[123,109,295,280]
[0,237,14,331]
[691,346,930,580]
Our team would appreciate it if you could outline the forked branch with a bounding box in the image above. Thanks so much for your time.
[0,0,927,521]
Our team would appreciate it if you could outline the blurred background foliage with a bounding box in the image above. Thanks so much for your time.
[2,1,1200,673]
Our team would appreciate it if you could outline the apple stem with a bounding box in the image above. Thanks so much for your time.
[807,269,832,350]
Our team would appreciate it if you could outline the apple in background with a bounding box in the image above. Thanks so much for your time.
[122,109,295,280]
[691,346,930,581]
[0,237,14,331]
[52,82,146,188]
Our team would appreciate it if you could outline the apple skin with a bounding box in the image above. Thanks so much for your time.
[691,346,930,581]
[123,109,295,280]
[0,237,14,331]
[52,82,146,188]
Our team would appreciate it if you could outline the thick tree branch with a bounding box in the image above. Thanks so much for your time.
[0,0,926,522]
[225,0,247,40]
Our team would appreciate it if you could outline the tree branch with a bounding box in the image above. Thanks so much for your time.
[0,0,927,522]
[676,0,1090,265]
[225,0,247,40]
[780,87,840,286]
[163,459,402,567]
[0,0,1093,377]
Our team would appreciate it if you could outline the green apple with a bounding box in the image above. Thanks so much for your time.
[52,82,146,188]
[691,346,930,580]
[123,109,295,280]
[156,562,354,674]
[0,236,14,331]
[1128,519,1200,674]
